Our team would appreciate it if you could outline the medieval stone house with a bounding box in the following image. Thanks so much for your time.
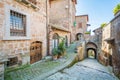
[75,15,89,41]
[0,0,48,66]
[48,0,77,55]
[101,11,120,77]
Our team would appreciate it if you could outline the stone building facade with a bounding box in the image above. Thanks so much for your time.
[101,11,120,77]
[109,11,120,77]
[101,23,111,66]
[48,0,77,55]
[75,15,89,41]
[0,0,47,67]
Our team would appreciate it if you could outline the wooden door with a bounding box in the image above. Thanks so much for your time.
[30,41,42,64]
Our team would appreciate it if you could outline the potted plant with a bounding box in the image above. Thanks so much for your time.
[52,48,58,60]
[58,38,66,58]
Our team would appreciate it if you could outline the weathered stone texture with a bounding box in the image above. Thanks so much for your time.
[0,0,47,65]
[49,0,76,42]
[75,15,89,40]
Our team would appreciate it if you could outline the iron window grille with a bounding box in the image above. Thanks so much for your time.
[10,10,26,36]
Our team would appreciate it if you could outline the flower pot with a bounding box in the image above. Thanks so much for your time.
[53,55,58,60]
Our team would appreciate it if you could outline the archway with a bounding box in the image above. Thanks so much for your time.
[87,48,97,59]
[76,33,83,41]
[86,42,97,59]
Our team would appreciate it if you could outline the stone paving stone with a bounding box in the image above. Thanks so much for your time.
[44,59,118,80]
[5,43,78,80]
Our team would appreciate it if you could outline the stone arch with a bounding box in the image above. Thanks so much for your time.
[86,42,98,59]
[76,33,83,40]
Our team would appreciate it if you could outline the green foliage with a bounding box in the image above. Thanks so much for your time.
[52,48,58,56]
[113,3,120,15]
[58,38,66,55]
[100,22,107,28]
[85,31,90,34]
[5,64,30,74]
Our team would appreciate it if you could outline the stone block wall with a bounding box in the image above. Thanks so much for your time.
[111,15,120,77]
[0,0,47,65]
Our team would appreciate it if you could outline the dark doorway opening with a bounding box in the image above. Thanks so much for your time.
[76,33,83,41]
[87,48,97,59]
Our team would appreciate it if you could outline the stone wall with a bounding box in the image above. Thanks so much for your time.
[0,0,47,65]
[111,14,120,77]
[100,23,111,66]
[77,41,86,60]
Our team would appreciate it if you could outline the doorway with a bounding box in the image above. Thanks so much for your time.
[30,41,42,64]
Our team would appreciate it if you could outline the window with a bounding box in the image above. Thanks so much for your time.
[7,57,18,67]
[52,33,59,49]
[4,5,30,40]
[78,23,82,28]
[10,10,26,36]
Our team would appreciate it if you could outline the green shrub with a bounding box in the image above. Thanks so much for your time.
[113,3,120,15]
[58,38,66,55]
[100,23,107,28]
[52,48,58,56]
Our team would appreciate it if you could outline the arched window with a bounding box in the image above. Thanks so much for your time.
[52,33,59,48]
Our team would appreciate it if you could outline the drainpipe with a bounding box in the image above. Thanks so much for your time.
[46,0,50,56]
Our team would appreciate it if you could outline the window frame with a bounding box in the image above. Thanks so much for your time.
[3,5,31,40]
[52,33,59,49]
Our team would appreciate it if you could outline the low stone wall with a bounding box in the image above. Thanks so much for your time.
[77,41,86,61]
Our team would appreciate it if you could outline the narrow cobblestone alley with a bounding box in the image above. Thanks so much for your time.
[44,59,118,80]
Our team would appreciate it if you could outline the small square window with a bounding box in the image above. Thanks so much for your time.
[78,23,82,28]
[7,57,18,67]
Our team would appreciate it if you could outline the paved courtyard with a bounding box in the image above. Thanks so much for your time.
[44,58,118,80]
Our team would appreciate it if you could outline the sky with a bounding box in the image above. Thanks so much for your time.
[76,0,120,35]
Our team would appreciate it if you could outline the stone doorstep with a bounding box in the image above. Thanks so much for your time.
[33,54,77,80]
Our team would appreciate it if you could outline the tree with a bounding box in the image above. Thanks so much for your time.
[113,3,120,15]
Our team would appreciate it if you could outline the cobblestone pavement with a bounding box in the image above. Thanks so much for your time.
[44,58,118,80]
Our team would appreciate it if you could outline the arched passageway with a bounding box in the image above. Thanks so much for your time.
[86,42,97,59]
[76,33,83,41]
[87,48,97,59]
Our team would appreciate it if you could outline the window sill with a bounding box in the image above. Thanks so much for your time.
[3,36,31,40]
